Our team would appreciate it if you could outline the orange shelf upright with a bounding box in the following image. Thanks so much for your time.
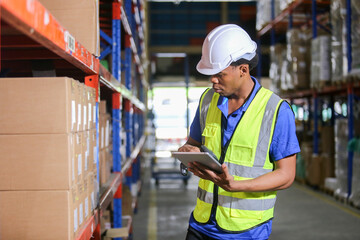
[75,212,100,240]
[1,0,99,75]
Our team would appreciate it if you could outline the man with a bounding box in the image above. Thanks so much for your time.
[177,24,300,240]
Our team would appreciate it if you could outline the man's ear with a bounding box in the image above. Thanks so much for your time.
[239,64,249,76]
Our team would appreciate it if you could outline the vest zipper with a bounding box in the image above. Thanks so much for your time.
[210,145,226,219]
[209,113,241,222]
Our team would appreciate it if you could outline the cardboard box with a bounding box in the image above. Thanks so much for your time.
[105,114,111,148]
[90,172,99,211]
[76,81,84,132]
[99,100,107,114]
[0,190,79,240]
[39,0,100,56]
[85,85,95,130]
[75,132,85,184]
[71,80,79,131]
[82,84,88,131]
[99,148,108,187]
[71,133,78,186]
[320,126,335,155]
[0,77,80,134]
[320,154,335,187]
[107,145,113,170]
[99,114,106,150]
[90,87,97,130]
[85,130,93,175]
[306,155,321,186]
[0,134,78,190]
[122,185,133,217]
[75,173,88,231]
[78,183,85,229]
[99,147,112,187]
[85,172,95,221]
[90,129,98,174]
[100,210,112,235]
[99,113,111,150]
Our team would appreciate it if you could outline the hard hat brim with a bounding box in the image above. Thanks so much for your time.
[196,60,228,76]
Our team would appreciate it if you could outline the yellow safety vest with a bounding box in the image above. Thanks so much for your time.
[193,87,283,232]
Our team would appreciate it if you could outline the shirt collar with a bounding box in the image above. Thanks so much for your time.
[217,76,261,117]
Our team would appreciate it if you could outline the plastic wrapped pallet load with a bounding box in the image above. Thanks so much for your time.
[269,44,286,93]
[256,0,271,31]
[287,29,310,90]
[311,35,331,89]
[351,0,360,73]
[334,118,348,199]
[330,0,348,82]
[349,99,360,206]
[348,138,360,207]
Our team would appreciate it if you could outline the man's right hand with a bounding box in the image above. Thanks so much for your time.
[177,137,201,152]
[178,144,201,152]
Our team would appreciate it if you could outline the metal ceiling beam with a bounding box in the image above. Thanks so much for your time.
[149,46,202,54]
[148,0,253,2]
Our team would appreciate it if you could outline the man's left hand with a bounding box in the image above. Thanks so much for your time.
[188,162,235,192]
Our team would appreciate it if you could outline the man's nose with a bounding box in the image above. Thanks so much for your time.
[210,75,219,84]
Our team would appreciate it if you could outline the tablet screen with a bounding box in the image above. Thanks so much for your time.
[172,152,223,173]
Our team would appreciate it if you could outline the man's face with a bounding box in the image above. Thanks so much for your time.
[210,65,241,98]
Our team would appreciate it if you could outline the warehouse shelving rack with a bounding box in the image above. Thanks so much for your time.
[0,0,147,239]
[257,0,360,199]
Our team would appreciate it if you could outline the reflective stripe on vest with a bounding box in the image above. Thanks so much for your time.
[197,187,276,211]
[253,93,282,167]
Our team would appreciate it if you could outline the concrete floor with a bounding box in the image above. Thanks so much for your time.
[132,158,360,240]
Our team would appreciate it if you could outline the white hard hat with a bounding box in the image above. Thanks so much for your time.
[196,24,257,75]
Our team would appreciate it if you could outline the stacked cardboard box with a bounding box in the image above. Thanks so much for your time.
[0,77,98,240]
[39,0,100,56]
[99,100,113,187]
[302,126,336,188]
[319,126,335,186]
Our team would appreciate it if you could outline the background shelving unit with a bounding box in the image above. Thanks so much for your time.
[0,0,148,239]
[257,0,360,200]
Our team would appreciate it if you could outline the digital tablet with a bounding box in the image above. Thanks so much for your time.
[172,152,223,174]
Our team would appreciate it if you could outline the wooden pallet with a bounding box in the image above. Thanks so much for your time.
[334,192,350,205]
[319,185,334,197]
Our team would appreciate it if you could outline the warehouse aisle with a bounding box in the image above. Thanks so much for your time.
[133,157,360,240]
